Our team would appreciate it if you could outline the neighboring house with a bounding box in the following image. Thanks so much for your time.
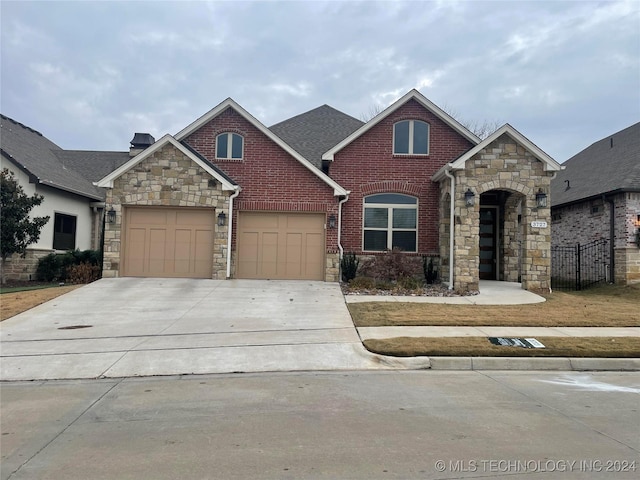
[551,122,640,285]
[97,89,562,292]
[0,114,130,280]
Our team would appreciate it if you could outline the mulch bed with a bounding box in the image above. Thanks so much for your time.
[340,282,479,297]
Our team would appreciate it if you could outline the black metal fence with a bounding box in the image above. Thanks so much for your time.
[551,239,609,291]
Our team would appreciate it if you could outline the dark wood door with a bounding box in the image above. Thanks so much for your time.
[479,208,497,280]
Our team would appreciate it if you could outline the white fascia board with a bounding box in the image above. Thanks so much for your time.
[174,97,348,196]
[448,124,563,172]
[322,89,480,161]
[95,134,237,191]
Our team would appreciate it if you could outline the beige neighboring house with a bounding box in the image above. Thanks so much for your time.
[0,114,130,281]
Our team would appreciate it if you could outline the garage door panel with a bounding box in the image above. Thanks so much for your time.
[123,207,214,278]
[237,212,325,280]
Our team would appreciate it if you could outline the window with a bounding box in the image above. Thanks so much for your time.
[393,120,429,155]
[363,194,417,252]
[53,213,76,250]
[216,133,243,159]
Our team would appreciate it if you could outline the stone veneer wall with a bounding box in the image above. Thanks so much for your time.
[103,144,230,279]
[445,134,553,293]
[2,249,54,281]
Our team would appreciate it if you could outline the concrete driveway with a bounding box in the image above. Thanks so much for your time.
[1,278,428,381]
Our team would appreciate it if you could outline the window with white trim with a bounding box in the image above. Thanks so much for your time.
[216,133,244,159]
[363,194,417,252]
[393,120,429,155]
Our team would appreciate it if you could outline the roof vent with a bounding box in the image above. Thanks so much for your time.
[130,133,155,157]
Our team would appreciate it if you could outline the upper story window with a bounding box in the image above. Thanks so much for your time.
[363,193,418,252]
[53,213,76,251]
[216,133,244,160]
[393,120,429,155]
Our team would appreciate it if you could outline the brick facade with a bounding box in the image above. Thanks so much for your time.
[552,192,640,284]
[330,99,474,256]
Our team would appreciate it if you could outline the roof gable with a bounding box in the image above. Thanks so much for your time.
[175,99,348,196]
[1,114,106,200]
[322,89,480,161]
[551,122,640,207]
[432,123,562,181]
[96,134,238,190]
[269,105,364,169]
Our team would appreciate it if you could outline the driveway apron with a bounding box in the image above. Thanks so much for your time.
[1,278,426,381]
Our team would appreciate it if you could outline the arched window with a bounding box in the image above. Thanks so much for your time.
[216,133,244,159]
[363,193,418,252]
[393,120,429,155]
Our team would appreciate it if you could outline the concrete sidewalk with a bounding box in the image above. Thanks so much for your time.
[345,280,546,305]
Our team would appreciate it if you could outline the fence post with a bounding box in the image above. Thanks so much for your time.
[576,243,581,290]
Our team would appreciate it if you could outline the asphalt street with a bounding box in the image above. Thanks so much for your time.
[2,370,639,479]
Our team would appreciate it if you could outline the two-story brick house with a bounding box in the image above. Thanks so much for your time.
[98,89,562,292]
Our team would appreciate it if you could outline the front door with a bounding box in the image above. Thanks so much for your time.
[479,207,497,280]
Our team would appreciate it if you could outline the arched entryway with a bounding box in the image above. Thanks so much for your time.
[479,189,525,282]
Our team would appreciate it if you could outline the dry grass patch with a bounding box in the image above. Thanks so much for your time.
[363,336,640,358]
[1,285,82,321]
[349,284,640,328]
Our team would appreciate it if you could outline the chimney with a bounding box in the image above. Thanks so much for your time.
[130,133,155,157]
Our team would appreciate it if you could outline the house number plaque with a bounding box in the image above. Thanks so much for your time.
[530,221,548,228]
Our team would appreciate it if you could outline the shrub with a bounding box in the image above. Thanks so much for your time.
[398,276,423,291]
[66,262,101,284]
[349,276,376,289]
[36,249,102,283]
[359,248,422,282]
[423,256,438,284]
[341,252,359,282]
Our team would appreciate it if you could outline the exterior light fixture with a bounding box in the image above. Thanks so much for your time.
[535,189,548,208]
[328,214,337,229]
[106,207,116,224]
[217,212,226,227]
[464,189,475,207]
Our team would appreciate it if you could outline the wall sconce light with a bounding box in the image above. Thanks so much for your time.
[535,189,548,208]
[328,214,337,229]
[106,207,116,224]
[464,189,475,207]
[217,212,226,227]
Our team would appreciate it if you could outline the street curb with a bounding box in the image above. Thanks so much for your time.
[428,356,640,371]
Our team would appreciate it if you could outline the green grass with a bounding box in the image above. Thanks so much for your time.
[0,283,60,294]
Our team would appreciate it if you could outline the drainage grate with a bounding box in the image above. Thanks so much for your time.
[57,325,93,330]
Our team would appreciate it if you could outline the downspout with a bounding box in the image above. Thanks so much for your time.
[337,194,349,260]
[443,167,455,290]
[603,194,615,283]
[226,188,241,279]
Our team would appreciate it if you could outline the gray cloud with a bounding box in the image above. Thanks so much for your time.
[1,0,638,162]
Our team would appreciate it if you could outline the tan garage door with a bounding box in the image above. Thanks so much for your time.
[123,207,215,278]
[237,212,325,280]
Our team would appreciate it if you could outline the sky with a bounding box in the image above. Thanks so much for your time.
[1,0,638,163]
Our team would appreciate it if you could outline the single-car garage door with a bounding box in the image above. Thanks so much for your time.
[123,207,215,278]
[237,212,325,280]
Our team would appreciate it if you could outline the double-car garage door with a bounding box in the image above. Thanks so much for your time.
[122,207,325,280]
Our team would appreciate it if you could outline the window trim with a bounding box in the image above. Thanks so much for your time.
[215,132,244,160]
[362,194,418,252]
[393,120,429,156]
[53,212,77,251]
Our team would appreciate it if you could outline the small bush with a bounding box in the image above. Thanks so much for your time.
[36,249,102,283]
[375,280,395,291]
[423,256,438,284]
[341,252,360,282]
[66,262,101,284]
[359,248,422,282]
[398,276,423,290]
[349,276,376,289]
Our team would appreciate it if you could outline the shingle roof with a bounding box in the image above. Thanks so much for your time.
[52,150,130,184]
[0,114,118,201]
[269,105,364,169]
[551,122,640,207]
